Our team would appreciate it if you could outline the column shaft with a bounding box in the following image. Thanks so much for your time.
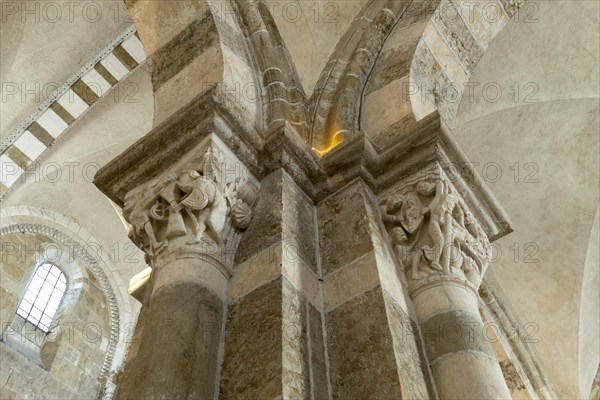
[412,277,511,399]
[115,255,227,400]
[379,169,513,399]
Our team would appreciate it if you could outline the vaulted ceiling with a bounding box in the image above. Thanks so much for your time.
[1,1,598,398]
[452,2,599,396]
[0,0,132,140]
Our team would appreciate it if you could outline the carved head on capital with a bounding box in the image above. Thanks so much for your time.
[416,180,436,196]
[385,194,405,214]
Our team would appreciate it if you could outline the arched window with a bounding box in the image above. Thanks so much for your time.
[16,263,67,333]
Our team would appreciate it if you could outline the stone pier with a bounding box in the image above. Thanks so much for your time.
[96,135,260,399]
[94,105,515,398]
[93,2,516,396]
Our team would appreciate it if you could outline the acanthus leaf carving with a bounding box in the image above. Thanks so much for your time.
[381,174,491,288]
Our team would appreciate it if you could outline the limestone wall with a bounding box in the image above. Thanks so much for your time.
[1,232,111,399]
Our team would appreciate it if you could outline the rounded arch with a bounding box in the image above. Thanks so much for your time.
[0,206,138,380]
[408,0,520,127]
[125,0,262,130]
[312,0,438,153]
[0,223,119,381]
[357,0,521,148]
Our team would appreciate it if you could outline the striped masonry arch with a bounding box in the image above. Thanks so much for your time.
[0,25,146,198]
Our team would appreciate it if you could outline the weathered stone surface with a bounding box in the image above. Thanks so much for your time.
[370,112,421,149]
[220,278,283,400]
[235,169,318,271]
[93,62,118,86]
[590,366,600,400]
[113,44,139,71]
[1,257,26,282]
[5,146,30,170]
[26,121,54,147]
[379,159,513,399]
[318,182,373,276]
[326,285,403,400]
[500,359,527,393]
[282,278,311,400]
[405,0,517,127]
[454,0,509,48]
[480,309,534,399]
[498,0,524,17]
[71,79,100,105]
[6,0,575,397]
[411,39,461,125]
[432,0,484,71]
[0,232,112,400]
[282,174,318,270]
[308,303,329,400]
[153,46,223,125]
[383,290,435,399]
[0,343,76,399]
[115,282,223,400]
[323,251,380,311]
[149,14,218,89]
[214,17,247,62]
[422,22,468,87]
[431,350,511,399]
[422,309,496,362]
[0,287,18,334]
[365,18,427,95]
[85,2,529,398]
[235,171,284,264]
[228,227,325,400]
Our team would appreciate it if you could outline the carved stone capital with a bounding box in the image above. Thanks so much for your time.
[380,163,491,289]
[119,135,258,271]
[321,113,512,242]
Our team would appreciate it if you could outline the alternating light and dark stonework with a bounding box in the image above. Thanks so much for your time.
[0,26,145,197]
[92,1,553,399]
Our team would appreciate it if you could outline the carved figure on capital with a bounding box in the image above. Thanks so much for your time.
[123,189,163,256]
[381,193,425,280]
[381,176,490,287]
[122,146,257,258]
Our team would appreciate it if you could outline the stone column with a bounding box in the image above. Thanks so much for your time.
[380,164,511,400]
[411,276,510,399]
[115,246,227,399]
[103,137,259,400]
